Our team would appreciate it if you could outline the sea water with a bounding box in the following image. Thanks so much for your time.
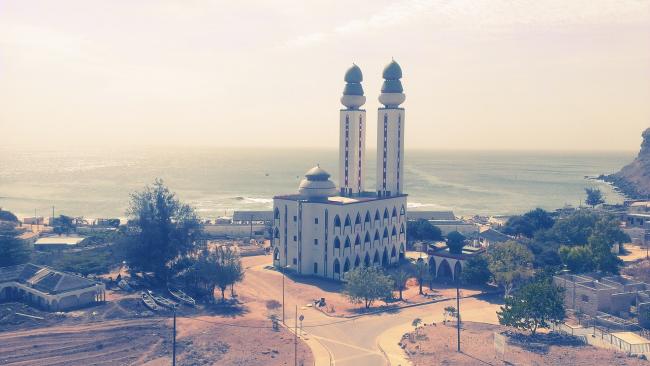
[0,147,634,219]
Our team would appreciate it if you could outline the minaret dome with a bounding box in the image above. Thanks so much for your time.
[341,64,366,109]
[379,59,406,108]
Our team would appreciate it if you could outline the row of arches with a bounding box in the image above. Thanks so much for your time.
[331,245,405,277]
[332,225,405,249]
[423,256,462,281]
[332,206,405,234]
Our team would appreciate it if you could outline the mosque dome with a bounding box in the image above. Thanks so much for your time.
[344,64,363,83]
[382,60,402,80]
[299,165,337,198]
[341,63,366,109]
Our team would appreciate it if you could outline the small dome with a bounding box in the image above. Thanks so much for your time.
[381,79,403,94]
[382,60,402,80]
[344,64,363,83]
[304,165,330,180]
[299,166,336,198]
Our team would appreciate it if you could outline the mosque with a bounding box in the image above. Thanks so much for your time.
[272,60,407,279]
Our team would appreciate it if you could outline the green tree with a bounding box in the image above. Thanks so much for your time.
[53,215,75,235]
[0,221,31,266]
[488,241,534,297]
[497,277,565,336]
[503,208,554,238]
[446,231,466,255]
[213,246,244,301]
[124,179,202,282]
[559,245,594,273]
[585,187,605,208]
[588,234,622,273]
[389,267,411,300]
[407,219,442,245]
[443,305,457,322]
[460,254,491,285]
[412,318,423,336]
[414,260,428,295]
[344,267,394,309]
[0,209,19,223]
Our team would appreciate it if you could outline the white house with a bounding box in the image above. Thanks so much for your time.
[271,61,409,279]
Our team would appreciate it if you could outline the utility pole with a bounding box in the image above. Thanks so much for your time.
[294,305,298,366]
[456,276,461,353]
[172,309,177,366]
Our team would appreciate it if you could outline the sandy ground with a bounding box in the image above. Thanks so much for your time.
[0,255,314,366]
[239,255,482,318]
[403,321,648,366]
[621,244,650,263]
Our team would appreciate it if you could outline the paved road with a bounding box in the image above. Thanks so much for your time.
[243,257,500,366]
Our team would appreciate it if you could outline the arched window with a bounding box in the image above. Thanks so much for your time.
[274,207,280,219]
[344,214,352,228]
[344,236,351,248]
[383,227,389,239]
[354,234,361,246]
[364,253,371,266]
[391,246,396,257]
[391,226,397,237]
[374,209,381,221]
[355,213,361,226]
[400,205,405,216]
[383,208,389,220]
[364,211,371,225]
[334,259,340,274]
[382,248,389,266]
[354,255,360,268]
[373,250,380,264]
[392,207,397,218]
[273,248,280,261]
[334,215,341,232]
[334,237,341,249]
[274,227,280,239]
[374,230,380,242]
[364,232,371,244]
[313,262,318,274]
[400,224,405,235]
[343,258,350,273]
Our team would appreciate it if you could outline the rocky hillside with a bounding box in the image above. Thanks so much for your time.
[602,128,650,199]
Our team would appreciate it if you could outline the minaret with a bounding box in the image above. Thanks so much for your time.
[339,64,367,196]
[376,60,406,197]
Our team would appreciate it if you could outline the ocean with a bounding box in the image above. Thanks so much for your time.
[0,147,635,220]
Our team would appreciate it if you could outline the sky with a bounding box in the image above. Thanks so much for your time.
[1,0,649,151]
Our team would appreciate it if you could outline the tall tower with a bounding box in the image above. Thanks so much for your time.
[339,64,367,196]
[376,60,406,197]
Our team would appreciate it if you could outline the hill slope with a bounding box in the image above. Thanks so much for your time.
[602,128,650,198]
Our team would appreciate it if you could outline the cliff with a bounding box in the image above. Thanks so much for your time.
[602,128,650,199]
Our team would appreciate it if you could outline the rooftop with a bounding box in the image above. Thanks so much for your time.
[274,192,407,205]
[0,263,99,294]
[35,236,85,246]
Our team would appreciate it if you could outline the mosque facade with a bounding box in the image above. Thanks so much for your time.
[271,60,407,279]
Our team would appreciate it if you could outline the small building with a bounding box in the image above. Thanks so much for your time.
[22,217,44,225]
[0,264,105,311]
[232,211,274,225]
[34,236,85,250]
[477,227,510,247]
[408,211,456,221]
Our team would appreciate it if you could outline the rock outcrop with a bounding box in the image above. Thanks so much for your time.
[602,128,650,199]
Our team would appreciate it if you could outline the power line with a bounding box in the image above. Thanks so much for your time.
[175,313,359,329]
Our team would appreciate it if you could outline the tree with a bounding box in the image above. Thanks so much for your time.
[414,260,428,295]
[344,267,394,309]
[53,215,75,235]
[407,219,442,246]
[0,221,31,266]
[588,234,622,274]
[585,187,605,208]
[213,246,244,301]
[488,241,534,297]
[389,267,411,300]
[503,208,554,238]
[124,179,202,281]
[559,245,594,273]
[497,277,565,336]
[0,209,19,223]
[412,318,422,337]
[443,306,457,322]
[460,254,491,285]
[446,231,465,255]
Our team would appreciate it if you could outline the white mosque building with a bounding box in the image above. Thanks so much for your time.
[272,60,407,279]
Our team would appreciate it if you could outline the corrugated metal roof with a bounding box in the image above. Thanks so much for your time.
[232,211,274,222]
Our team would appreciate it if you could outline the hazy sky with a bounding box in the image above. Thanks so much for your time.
[1,0,649,151]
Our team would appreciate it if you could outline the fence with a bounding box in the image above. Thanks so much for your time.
[552,322,650,356]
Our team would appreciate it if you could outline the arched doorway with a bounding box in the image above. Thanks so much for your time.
[454,261,462,281]
[391,246,396,258]
[273,248,280,264]
[382,248,389,267]
[373,250,380,265]
[438,259,453,282]
[354,255,360,268]
[399,243,405,261]
[364,253,371,267]
[333,259,341,279]
[428,257,437,278]
[343,258,350,273]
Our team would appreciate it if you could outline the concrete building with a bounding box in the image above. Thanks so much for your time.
[272,61,408,279]
[424,246,486,282]
[34,236,85,250]
[0,264,105,311]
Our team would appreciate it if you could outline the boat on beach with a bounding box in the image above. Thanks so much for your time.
[141,292,159,311]
[168,287,196,306]
[149,291,177,309]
